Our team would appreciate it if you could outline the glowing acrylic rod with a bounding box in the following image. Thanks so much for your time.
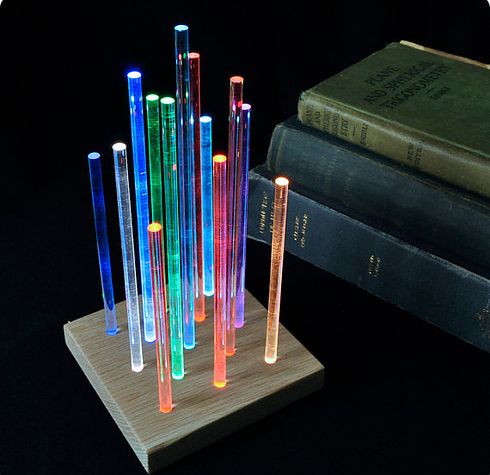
[127,71,154,343]
[148,223,173,413]
[265,177,289,365]
[200,116,214,297]
[175,25,195,349]
[161,97,185,380]
[146,94,164,225]
[190,52,205,323]
[112,143,144,372]
[235,103,251,328]
[226,76,244,356]
[213,155,227,388]
[87,152,118,336]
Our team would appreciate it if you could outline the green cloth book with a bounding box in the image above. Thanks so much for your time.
[298,42,490,199]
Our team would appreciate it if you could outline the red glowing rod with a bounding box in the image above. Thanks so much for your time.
[190,52,206,323]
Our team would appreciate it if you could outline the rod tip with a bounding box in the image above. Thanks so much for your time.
[275,177,289,187]
[213,154,227,163]
[264,356,277,365]
[127,71,141,79]
[112,143,126,152]
[148,223,163,233]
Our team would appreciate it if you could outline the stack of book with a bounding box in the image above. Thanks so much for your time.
[248,41,490,353]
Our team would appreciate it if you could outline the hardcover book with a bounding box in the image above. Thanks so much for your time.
[298,42,490,199]
[247,165,490,353]
[266,116,490,277]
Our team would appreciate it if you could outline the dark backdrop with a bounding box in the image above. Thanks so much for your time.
[2,1,490,474]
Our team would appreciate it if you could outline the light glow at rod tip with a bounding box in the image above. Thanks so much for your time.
[275,177,289,187]
[112,142,126,151]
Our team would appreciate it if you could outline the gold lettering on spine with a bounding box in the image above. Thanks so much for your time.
[259,191,269,235]
[368,254,381,277]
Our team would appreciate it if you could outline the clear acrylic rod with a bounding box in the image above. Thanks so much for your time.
[175,25,196,349]
[265,177,289,365]
[87,152,118,336]
[112,143,144,372]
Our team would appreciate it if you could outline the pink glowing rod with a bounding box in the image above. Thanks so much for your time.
[265,177,289,364]
[213,154,227,387]
[234,103,251,329]
[226,76,244,356]
[148,223,173,413]
[190,51,206,323]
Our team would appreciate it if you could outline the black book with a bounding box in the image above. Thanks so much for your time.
[247,165,490,353]
[266,116,490,278]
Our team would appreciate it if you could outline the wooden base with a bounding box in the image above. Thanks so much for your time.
[64,290,324,473]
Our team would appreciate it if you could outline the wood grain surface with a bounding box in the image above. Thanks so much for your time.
[64,290,324,473]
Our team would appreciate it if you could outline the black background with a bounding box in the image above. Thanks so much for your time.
[2,1,490,474]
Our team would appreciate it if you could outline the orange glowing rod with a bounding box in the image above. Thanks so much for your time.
[265,177,289,364]
[148,223,173,412]
[213,154,227,387]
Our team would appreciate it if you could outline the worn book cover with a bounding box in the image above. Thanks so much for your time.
[298,42,490,198]
[266,116,490,277]
[248,165,490,353]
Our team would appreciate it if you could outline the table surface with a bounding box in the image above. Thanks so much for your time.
[2,1,490,474]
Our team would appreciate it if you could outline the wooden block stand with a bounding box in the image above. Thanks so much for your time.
[64,290,324,473]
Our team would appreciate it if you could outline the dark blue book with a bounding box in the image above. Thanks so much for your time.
[247,165,490,353]
[266,116,490,278]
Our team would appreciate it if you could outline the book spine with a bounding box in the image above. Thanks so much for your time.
[298,92,490,199]
[265,122,490,276]
[247,168,490,353]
